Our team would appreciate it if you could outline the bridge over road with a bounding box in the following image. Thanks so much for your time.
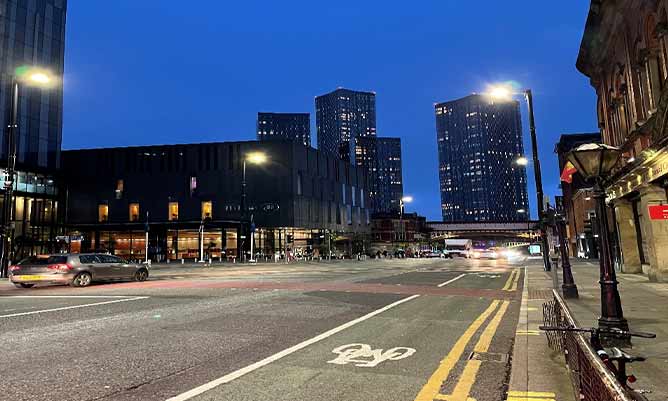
[428,221,541,244]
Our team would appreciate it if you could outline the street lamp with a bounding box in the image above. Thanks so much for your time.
[516,157,529,166]
[242,151,267,263]
[488,84,551,272]
[399,196,413,219]
[567,143,627,334]
[0,66,57,278]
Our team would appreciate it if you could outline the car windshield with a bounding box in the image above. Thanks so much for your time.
[17,255,67,265]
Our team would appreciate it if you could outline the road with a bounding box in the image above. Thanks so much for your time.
[0,258,523,401]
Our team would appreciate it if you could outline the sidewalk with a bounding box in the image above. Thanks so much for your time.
[507,263,574,401]
[562,260,668,401]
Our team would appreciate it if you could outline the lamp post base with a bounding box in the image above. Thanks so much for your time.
[561,283,579,299]
[598,316,631,347]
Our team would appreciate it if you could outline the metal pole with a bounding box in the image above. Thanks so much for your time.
[241,159,246,263]
[250,215,255,263]
[199,221,205,263]
[593,181,628,335]
[0,78,19,278]
[524,89,551,271]
[557,215,578,298]
[145,212,149,264]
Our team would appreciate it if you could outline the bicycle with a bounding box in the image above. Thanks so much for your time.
[539,325,656,401]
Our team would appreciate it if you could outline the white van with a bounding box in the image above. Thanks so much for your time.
[444,239,473,258]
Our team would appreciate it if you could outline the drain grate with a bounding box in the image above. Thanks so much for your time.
[468,352,509,363]
[529,289,552,299]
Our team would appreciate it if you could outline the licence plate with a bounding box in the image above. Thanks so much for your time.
[14,275,48,281]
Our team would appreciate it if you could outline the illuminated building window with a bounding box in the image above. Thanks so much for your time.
[129,203,140,222]
[98,205,108,222]
[169,202,179,221]
[202,201,212,220]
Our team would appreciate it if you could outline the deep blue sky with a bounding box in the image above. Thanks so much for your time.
[63,1,598,221]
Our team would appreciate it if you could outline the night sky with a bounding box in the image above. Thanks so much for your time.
[63,1,598,221]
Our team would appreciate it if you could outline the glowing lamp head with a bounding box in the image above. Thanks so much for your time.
[516,157,529,166]
[401,196,413,203]
[29,72,51,84]
[517,209,526,214]
[15,66,55,87]
[246,152,268,165]
[489,86,512,100]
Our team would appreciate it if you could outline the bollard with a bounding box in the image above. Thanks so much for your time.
[181,258,184,264]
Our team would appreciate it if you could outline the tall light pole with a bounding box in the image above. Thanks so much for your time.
[242,152,267,263]
[1,67,56,278]
[399,196,413,220]
[488,85,551,272]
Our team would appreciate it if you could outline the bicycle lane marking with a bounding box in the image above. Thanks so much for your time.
[165,294,421,401]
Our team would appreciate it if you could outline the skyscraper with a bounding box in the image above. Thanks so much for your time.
[435,94,528,222]
[257,112,311,147]
[316,88,378,210]
[360,137,403,213]
[0,0,67,258]
[315,88,376,164]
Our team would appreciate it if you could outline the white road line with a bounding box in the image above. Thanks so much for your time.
[1,295,137,299]
[0,296,149,318]
[437,273,467,287]
[165,294,421,401]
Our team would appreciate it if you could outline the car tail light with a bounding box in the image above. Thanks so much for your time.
[48,263,73,272]
[9,265,20,272]
[627,375,637,383]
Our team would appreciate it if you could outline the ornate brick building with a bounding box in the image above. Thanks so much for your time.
[578,0,668,281]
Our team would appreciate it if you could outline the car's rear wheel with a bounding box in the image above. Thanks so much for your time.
[14,283,35,288]
[133,268,148,282]
[71,272,92,287]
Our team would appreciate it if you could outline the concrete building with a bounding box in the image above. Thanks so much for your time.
[370,212,428,255]
[555,133,601,258]
[578,0,668,281]
[62,140,371,261]
[257,112,310,147]
[435,94,529,222]
[0,0,68,259]
[358,136,404,213]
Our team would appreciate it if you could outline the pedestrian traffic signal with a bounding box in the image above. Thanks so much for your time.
[287,235,294,243]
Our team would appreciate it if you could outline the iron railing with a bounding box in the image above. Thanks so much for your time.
[543,289,635,401]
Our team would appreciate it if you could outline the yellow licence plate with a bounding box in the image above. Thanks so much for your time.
[14,275,48,281]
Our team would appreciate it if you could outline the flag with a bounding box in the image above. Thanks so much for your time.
[560,161,577,184]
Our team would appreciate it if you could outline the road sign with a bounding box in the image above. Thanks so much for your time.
[648,205,668,220]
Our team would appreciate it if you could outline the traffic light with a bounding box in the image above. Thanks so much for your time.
[287,234,294,243]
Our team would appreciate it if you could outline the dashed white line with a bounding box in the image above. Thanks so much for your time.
[437,273,467,287]
[0,296,149,318]
[165,294,421,401]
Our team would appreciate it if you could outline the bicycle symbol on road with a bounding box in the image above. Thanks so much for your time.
[327,343,416,368]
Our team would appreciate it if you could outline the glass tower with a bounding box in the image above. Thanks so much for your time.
[257,112,311,147]
[435,94,528,222]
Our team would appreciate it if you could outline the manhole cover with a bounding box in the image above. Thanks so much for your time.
[468,352,509,363]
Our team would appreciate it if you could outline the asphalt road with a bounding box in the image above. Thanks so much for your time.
[0,258,523,401]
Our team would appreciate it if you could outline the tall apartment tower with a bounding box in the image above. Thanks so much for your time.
[316,88,378,209]
[359,137,403,213]
[257,112,311,147]
[0,0,68,259]
[435,94,529,222]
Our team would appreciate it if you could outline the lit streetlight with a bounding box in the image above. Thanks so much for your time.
[486,83,551,272]
[516,157,529,166]
[242,151,267,263]
[1,66,57,278]
[400,196,413,219]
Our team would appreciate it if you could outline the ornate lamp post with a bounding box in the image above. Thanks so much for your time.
[567,143,627,333]
[554,199,578,298]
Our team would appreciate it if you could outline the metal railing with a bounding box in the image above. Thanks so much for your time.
[542,289,635,401]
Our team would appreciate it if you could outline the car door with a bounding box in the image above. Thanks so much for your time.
[98,255,124,280]
[79,254,107,280]
[109,255,135,279]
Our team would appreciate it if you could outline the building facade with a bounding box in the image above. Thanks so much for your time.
[0,0,67,260]
[555,133,601,258]
[578,0,668,281]
[435,94,529,222]
[257,112,310,147]
[62,140,371,261]
[315,88,380,210]
[374,137,403,213]
[370,212,428,255]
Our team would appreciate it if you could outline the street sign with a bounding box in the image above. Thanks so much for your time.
[648,205,668,220]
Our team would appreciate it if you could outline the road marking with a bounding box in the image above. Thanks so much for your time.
[327,343,416,367]
[437,273,467,287]
[515,330,541,336]
[166,294,421,401]
[502,269,520,291]
[0,295,137,299]
[442,301,511,401]
[413,300,500,401]
[0,296,149,318]
[502,270,516,291]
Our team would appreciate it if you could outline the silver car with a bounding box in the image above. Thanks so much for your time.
[9,253,149,288]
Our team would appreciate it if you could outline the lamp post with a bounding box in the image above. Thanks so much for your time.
[554,204,578,298]
[567,143,627,334]
[1,67,56,278]
[241,152,267,263]
[489,86,551,272]
[399,196,413,219]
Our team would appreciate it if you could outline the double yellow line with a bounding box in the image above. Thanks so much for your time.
[414,299,510,401]
[502,269,520,292]
[506,391,555,401]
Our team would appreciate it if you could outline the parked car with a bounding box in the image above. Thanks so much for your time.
[9,253,149,288]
